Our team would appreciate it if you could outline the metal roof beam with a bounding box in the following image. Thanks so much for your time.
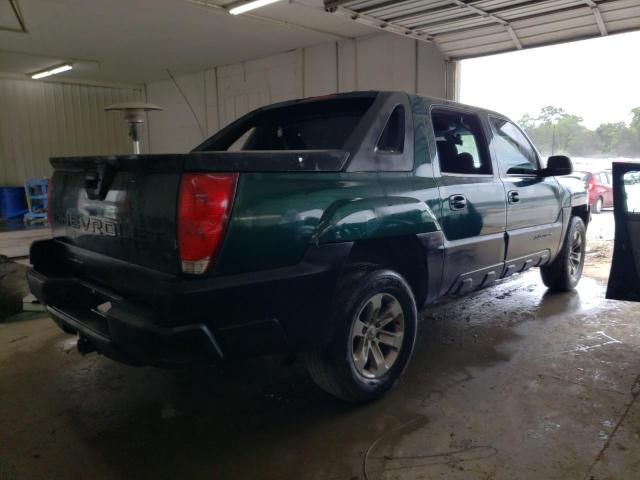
[447,0,522,49]
[356,0,429,16]
[582,0,608,36]
[328,5,434,42]
[326,0,456,22]
[323,3,451,59]
[2,0,28,34]
[401,13,480,32]
[483,3,611,33]
[389,5,477,25]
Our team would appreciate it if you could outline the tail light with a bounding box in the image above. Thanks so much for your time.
[178,173,238,274]
[587,177,595,191]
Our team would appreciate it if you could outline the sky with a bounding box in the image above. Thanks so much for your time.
[459,31,640,129]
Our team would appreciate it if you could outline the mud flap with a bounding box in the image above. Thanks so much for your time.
[606,162,640,301]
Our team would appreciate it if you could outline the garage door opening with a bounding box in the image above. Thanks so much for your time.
[459,30,640,281]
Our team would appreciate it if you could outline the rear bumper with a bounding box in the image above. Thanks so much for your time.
[28,240,351,366]
[28,270,224,367]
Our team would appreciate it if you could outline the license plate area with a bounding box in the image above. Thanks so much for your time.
[49,282,119,339]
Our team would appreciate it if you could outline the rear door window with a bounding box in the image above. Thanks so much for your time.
[431,109,492,175]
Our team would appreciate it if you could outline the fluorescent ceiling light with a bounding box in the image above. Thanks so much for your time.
[229,0,282,15]
[31,64,73,80]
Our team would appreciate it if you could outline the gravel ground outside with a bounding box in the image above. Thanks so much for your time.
[584,209,615,281]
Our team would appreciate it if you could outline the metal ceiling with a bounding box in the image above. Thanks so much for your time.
[1,0,28,33]
[324,0,640,58]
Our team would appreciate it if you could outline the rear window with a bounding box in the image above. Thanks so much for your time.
[199,98,374,151]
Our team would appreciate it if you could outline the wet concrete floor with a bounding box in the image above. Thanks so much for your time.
[1,217,638,479]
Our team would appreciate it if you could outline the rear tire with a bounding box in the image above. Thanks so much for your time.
[540,216,586,292]
[593,197,603,214]
[304,268,417,403]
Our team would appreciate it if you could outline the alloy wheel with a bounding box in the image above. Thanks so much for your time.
[569,228,584,279]
[350,293,405,379]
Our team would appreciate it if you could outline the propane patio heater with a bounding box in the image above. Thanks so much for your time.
[104,102,163,154]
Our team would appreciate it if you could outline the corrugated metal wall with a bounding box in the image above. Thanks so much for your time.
[146,33,448,153]
[0,79,142,186]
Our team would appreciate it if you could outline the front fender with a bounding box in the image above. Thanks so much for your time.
[556,176,588,207]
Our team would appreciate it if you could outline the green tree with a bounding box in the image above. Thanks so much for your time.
[629,107,640,156]
[596,122,627,154]
[567,129,602,157]
[631,107,640,131]
[517,105,640,159]
[518,113,536,130]
[538,106,566,125]
[555,114,585,154]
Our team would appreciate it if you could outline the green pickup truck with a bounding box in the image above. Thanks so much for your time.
[28,91,589,402]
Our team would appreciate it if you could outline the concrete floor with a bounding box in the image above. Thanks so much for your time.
[0,226,51,259]
[1,212,639,479]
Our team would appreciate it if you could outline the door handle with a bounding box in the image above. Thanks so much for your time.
[449,194,467,211]
[508,191,520,204]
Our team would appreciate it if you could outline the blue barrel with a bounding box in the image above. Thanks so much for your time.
[0,187,28,221]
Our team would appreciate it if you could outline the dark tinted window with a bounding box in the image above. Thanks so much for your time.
[377,106,405,153]
[489,117,539,174]
[198,98,374,151]
[228,127,255,152]
[431,109,491,175]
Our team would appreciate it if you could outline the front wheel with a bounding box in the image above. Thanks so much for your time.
[540,216,586,292]
[304,268,417,403]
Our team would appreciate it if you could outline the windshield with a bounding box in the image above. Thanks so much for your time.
[196,97,374,152]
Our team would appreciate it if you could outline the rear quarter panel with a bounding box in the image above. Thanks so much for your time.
[216,170,443,275]
[215,172,386,274]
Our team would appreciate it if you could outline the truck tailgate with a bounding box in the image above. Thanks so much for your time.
[50,155,184,275]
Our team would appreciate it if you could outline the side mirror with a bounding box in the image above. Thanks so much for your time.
[542,155,573,177]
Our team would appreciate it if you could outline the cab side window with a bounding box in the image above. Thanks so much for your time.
[431,109,491,175]
[377,106,405,154]
[489,117,539,175]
